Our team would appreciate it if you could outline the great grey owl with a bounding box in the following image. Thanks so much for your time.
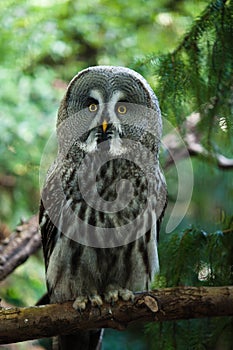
[39,66,167,350]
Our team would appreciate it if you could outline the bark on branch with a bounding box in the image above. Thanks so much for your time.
[0,215,41,282]
[0,286,233,344]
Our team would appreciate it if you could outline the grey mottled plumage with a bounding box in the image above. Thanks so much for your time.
[40,66,167,350]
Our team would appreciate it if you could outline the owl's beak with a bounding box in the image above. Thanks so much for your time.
[102,119,108,133]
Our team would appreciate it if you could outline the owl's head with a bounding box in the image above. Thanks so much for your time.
[57,66,162,156]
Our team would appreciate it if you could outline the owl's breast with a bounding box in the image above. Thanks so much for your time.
[64,158,148,231]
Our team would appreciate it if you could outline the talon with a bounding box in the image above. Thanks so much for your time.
[73,296,88,311]
[104,286,135,304]
[89,294,103,307]
[104,289,119,304]
[119,288,135,302]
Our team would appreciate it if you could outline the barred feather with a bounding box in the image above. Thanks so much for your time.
[40,66,167,350]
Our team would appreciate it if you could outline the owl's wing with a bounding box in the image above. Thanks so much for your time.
[39,200,59,271]
[39,160,62,270]
[156,196,167,242]
[156,171,168,242]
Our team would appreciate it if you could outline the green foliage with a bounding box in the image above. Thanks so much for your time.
[137,0,233,152]
[141,3,233,347]
[146,226,233,350]
[0,0,204,76]
[0,67,61,226]
[157,227,233,288]
[1,253,46,307]
[145,317,233,350]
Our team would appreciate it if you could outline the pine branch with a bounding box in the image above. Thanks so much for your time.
[0,286,233,344]
[0,215,41,282]
[173,0,228,55]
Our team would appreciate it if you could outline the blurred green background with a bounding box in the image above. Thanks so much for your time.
[0,0,232,349]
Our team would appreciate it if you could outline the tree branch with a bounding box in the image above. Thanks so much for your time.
[0,174,16,188]
[0,286,233,344]
[0,215,41,282]
[162,113,233,170]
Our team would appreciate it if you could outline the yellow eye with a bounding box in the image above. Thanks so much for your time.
[89,103,98,112]
[117,105,127,114]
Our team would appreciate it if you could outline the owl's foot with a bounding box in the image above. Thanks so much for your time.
[104,285,134,304]
[89,294,103,307]
[73,292,103,311]
[119,288,135,302]
[73,296,88,310]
